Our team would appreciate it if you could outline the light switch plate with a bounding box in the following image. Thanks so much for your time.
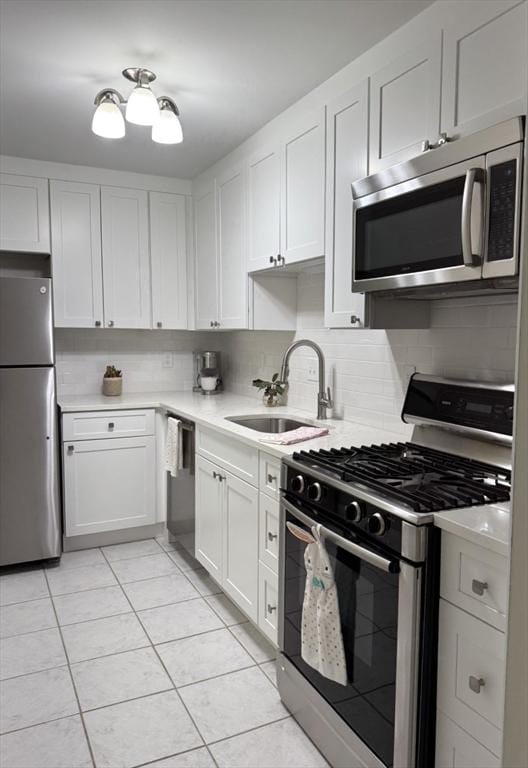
[307,359,318,382]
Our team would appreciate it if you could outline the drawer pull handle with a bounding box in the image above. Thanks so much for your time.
[267,473,277,484]
[267,603,277,614]
[471,579,488,596]
[212,471,218,479]
[469,675,485,694]
[108,422,115,430]
[67,445,74,454]
[267,531,278,542]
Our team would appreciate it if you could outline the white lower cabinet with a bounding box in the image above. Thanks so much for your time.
[195,440,281,639]
[435,711,500,768]
[63,435,156,537]
[195,454,224,580]
[258,560,279,645]
[223,472,258,620]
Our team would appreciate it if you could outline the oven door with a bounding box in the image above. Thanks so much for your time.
[352,156,486,292]
[279,497,422,768]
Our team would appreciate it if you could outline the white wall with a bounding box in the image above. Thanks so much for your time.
[215,273,518,434]
[55,329,210,395]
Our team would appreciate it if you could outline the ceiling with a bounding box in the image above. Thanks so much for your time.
[0,0,432,179]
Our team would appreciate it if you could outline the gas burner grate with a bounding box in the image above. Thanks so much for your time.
[293,442,511,513]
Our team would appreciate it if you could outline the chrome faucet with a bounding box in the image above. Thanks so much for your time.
[279,339,333,419]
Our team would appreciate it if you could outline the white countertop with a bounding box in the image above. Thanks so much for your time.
[58,390,510,556]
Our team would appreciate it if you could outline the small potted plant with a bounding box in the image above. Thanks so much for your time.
[102,365,123,397]
[252,373,285,407]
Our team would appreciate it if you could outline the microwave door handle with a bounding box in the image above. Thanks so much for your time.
[461,168,485,267]
[281,497,399,574]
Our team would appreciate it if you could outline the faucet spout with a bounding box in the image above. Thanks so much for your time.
[279,339,332,419]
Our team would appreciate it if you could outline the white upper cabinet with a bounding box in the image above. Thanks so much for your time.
[150,192,187,330]
[101,186,151,329]
[50,180,103,328]
[194,180,218,330]
[281,107,326,265]
[441,0,528,139]
[247,145,281,272]
[0,174,50,253]
[325,81,369,328]
[216,163,248,329]
[369,34,442,172]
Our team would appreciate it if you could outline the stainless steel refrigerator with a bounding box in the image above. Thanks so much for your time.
[0,276,61,565]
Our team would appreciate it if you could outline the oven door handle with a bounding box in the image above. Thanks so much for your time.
[461,167,485,267]
[281,497,400,574]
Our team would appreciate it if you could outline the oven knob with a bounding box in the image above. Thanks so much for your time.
[291,475,305,493]
[368,513,386,536]
[345,501,363,523]
[307,482,323,502]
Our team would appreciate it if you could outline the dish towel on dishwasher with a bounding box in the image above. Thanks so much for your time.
[301,524,348,686]
[165,417,183,478]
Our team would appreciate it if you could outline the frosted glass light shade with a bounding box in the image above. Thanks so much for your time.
[152,108,183,144]
[91,100,125,138]
[126,85,159,125]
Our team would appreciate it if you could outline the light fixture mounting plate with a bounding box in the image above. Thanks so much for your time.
[122,67,156,84]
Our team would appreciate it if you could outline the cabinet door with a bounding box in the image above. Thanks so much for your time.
[223,471,258,620]
[281,107,326,265]
[435,711,500,768]
[369,34,441,172]
[324,81,368,328]
[195,454,223,579]
[101,186,151,329]
[441,0,528,139]
[50,181,103,328]
[0,174,50,253]
[217,164,248,329]
[258,560,279,645]
[247,145,281,272]
[63,436,156,537]
[150,192,187,329]
[194,181,218,329]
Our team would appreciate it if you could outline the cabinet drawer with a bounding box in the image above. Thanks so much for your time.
[435,711,500,768]
[258,560,279,646]
[197,427,258,485]
[437,600,505,757]
[63,409,155,441]
[259,452,281,499]
[259,493,279,573]
[441,532,508,631]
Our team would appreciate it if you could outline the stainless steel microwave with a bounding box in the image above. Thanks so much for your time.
[351,117,524,294]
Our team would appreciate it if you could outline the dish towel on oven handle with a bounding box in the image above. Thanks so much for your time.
[301,524,348,686]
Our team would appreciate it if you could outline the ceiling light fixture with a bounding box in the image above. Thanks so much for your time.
[91,68,182,144]
[152,97,183,144]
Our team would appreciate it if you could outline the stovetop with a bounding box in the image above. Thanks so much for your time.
[291,441,511,514]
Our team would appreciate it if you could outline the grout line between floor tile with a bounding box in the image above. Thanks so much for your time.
[43,568,97,768]
[204,713,292,748]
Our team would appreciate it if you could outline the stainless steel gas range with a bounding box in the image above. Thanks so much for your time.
[277,374,513,768]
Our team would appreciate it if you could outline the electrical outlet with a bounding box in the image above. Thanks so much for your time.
[307,359,318,382]
[162,353,174,369]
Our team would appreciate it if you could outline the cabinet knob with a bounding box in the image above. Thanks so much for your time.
[277,255,285,266]
[350,315,361,325]
[215,321,220,328]
[269,256,275,264]
[210,321,214,327]
[267,603,277,614]
[471,579,488,596]
[267,473,277,484]
[212,471,218,479]
[67,445,74,454]
[94,320,101,327]
[468,675,485,694]
[267,531,278,542]
[107,320,114,327]
[157,321,162,328]
[108,422,115,430]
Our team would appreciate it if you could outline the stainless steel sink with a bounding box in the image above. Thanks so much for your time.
[225,415,314,433]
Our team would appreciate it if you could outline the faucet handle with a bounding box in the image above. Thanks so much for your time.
[320,387,333,408]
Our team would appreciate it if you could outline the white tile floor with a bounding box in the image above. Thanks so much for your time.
[0,537,328,768]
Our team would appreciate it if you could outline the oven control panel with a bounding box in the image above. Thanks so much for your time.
[284,468,403,557]
[402,373,514,437]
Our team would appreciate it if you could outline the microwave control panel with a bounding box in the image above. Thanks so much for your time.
[487,159,517,262]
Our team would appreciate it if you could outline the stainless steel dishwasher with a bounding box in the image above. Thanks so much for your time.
[166,416,195,559]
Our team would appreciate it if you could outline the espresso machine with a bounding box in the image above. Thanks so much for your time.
[193,351,223,395]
